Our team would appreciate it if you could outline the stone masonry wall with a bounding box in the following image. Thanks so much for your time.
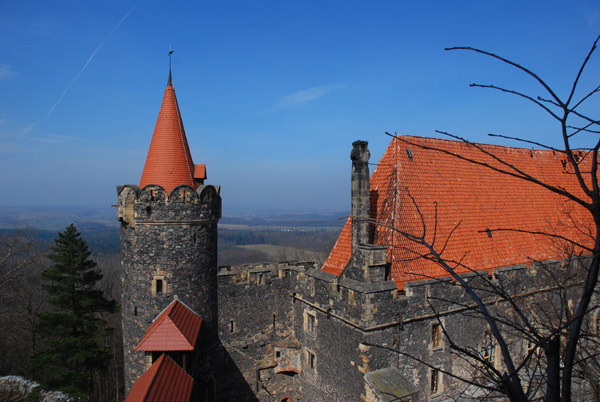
[217,262,317,401]
[118,183,221,393]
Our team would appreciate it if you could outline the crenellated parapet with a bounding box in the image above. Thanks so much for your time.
[117,183,221,227]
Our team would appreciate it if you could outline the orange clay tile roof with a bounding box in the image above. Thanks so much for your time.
[139,78,197,194]
[125,354,193,402]
[323,135,594,290]
[135,299,202,352]
[194,164,206,180]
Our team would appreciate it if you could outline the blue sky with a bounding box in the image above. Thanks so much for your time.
[0,1,599,214]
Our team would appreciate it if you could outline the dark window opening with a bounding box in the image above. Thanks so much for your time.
[307,351,316,369]
[134,306,138,316]
[431,368,439,394]
[273,313,276,327]
[146,206,152,216]
[276,351,281,358]
[156,279,163,294]
[406,148,413,159]
[230,320,235,333]
[193,233,197,242]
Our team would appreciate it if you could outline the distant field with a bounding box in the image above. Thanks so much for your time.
[0,207,342,267]
[0,206,116,230]
[219,224,250,229]
[0,206,347,231]
[238,244,327,262]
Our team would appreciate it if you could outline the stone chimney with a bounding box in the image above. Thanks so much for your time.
[350,140,370,253]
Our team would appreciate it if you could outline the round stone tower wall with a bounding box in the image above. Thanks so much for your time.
[117,183,221,392]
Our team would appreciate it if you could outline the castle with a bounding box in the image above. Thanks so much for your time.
[117,74,595,401]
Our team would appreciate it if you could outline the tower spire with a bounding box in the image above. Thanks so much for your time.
[139,63,196,194]
[168,44,174,87]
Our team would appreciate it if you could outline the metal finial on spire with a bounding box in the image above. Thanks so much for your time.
[168,44,174,86]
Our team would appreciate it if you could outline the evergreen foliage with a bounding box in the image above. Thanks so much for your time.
[28,224,118,398]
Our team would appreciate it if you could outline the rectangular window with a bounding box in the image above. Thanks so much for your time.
[307,350,316,370]
[481,345,496,364]
[430,367,439,395]
[432,323,441,348]
[152,276,166,296]
[305,313,316,335]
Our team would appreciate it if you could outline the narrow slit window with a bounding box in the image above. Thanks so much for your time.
[156,279,163,294]
[432,323,441,348]
[307,351,316,369]
[305,312,316,335]
[230,320,235,333]
[430,367,439,395]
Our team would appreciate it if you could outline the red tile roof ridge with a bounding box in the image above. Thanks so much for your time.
[391,134,573,152]
[151,297,201,325]
[125,353,193,402]
[134,298,203,352]
[134,316,192,351]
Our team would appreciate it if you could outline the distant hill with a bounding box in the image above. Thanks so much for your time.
[0,207,343,264]
[0,206,117,230]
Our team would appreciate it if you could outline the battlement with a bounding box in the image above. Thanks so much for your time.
[217,261,318,286]
[117,183,221,226]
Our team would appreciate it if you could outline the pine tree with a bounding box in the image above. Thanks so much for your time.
[29,224,118,398]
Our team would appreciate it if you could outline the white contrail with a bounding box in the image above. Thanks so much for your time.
[22,1,140,136]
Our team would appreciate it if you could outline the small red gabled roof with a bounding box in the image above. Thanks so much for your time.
[323,135,594,289]
[194,164,206,180]
[135,299,202,352]
[139,76,197,194]
[126,354,193,402]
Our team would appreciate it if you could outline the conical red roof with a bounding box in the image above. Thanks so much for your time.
[140,76,196,194]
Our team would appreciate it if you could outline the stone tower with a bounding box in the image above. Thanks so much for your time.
[117,72,221,391]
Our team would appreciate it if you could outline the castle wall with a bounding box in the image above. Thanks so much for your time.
[119,181,594,401]
[217,262,313,401]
